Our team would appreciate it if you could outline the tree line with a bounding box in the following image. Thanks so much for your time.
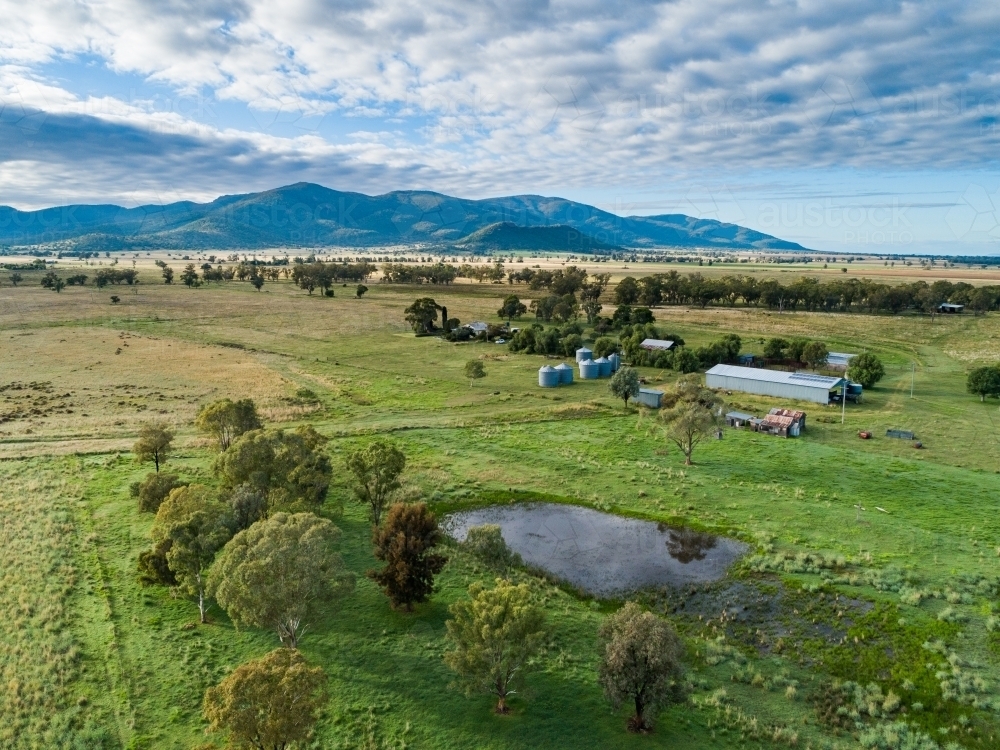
[614,273,1000,315]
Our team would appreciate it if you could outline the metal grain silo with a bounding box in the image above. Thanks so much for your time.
[595,356,612,377]
[575,347,593,363]
[554,362,574,384]
[579,358,599,379]
[538,365,560,388]
[608,352,621,372]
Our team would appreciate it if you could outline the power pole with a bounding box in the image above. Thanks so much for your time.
[910,362,915,399]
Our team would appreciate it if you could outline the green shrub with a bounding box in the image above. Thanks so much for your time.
[463,525,520,572]
[135,472,185,513]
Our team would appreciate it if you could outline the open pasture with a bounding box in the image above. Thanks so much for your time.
[2,270,1000,749]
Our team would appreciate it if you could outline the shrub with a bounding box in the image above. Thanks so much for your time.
[135,472,185,513]
[463,525,520,572]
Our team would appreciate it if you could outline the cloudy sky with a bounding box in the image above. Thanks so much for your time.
[2,0,1000,253]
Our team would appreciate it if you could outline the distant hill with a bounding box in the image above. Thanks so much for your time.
[456,222,621,252]
[0,182,807,252]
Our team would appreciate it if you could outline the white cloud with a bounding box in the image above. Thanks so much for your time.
[0,0,999,214]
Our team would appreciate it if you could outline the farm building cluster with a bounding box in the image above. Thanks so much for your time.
[705,364,861,405]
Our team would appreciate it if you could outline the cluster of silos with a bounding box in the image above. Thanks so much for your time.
[538,362,576,387]
[576,348,621,380]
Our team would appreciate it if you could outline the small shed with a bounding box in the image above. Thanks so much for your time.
[595,356,612,377]
[826,352,856,370]
[554,362,574,384]
[725,411,755,428]
[538,365,559,388]
[579,358,600,379]
[575,347,594,363]
[938,303,964,314]
[757,414,799,438]
[767,408,806,432]
[631,388,664,408]
[640,338,675,351]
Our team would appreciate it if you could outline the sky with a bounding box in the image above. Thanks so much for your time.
[1,0,1000,254]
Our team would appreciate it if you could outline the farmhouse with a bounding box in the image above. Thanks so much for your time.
[705,364,846,405]
[640,338,675,351]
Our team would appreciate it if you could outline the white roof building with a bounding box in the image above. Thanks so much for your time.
[705,364,845,404]
[640,338,675,351]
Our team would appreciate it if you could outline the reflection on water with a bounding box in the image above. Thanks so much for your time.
[443,503,747,598]
[660,525,718,564]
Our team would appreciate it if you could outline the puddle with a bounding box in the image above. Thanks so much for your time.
[443,503,748,598]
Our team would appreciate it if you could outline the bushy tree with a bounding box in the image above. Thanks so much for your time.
[161,264,174,284]
[133,422,174,472]
[368,502,447,611]
[464,359,486,387]
[196,398,264,451]
[463,525,520,572]
[609,366,640,409]
[801,340,829,369]
[593,336,619,359]
[180,263,200,287]
[763,337,789,360]
[598,602,686,733]
[204,648,327,750]
[230,483,269,532]
[444,580,546,714]
[498,294,527,322]
[404,297,442,333]
[967,365,1000,402]
[847,352,886,389]
[132,471,185,513]
[210,512,353,648]
[9,272,22,286]
[346,439,405,526]
[215,426,331,512]
[356,283,368,298]
[614,277,640,305]
[659,376,723,465]
[672,347,700,374]
[166,505,234,623]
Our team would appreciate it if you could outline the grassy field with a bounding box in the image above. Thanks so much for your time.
[3,266,1000,749]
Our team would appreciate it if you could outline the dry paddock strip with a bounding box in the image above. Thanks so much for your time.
[0,464,84,747]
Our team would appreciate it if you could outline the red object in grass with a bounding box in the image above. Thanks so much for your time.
[858,431,872,439]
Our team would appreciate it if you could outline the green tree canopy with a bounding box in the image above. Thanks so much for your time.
[214,426,332,513]
[462,525,520,573]
[464,359,486,387]
[404,297,442,333]
[801,340,829,369]
[203,648,327,750]
[195,398,264,451]
[444,579,546,714]
[967,366,1000,402]
[658,376,724,465]
[346,439,406,526]
[609,366,640,409]
[847,352,886,389]
[166,504,234,623]
[598,601,686,733]
[132,472,185,513]
[368,502,447,611]
[209,512,353,648]
[762,337,789,360]
[133,422,174,472]
[498,294,527,322]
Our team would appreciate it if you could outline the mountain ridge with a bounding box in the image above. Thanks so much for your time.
[0,182,807,252]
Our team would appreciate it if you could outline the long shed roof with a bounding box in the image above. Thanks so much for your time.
[705,364,844,390]
[640,338,675,350]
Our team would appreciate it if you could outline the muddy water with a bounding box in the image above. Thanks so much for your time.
[443,503,748,598]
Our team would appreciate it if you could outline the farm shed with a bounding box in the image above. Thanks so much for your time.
[938,303,964,314]
[757,414,800,437]
[826,352,856,369]
[640,338,675,351]
[767,408,806,431]
[631,388,664,408]
[725,411,755,428]
[705,364,846,405]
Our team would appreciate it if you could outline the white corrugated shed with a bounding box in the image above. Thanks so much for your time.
[706,364,844,404]
[640,338,675,351]
[826,352,856,368]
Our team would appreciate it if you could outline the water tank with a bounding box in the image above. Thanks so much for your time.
[575,347,593,363]
[595,356,612,377]
[579,358,600,379]
[538,365,560,388]
[554,362,574,384]
[608,352,621,372]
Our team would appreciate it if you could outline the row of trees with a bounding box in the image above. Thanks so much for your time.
[614,273,1000,315]
[291,260,376,294]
